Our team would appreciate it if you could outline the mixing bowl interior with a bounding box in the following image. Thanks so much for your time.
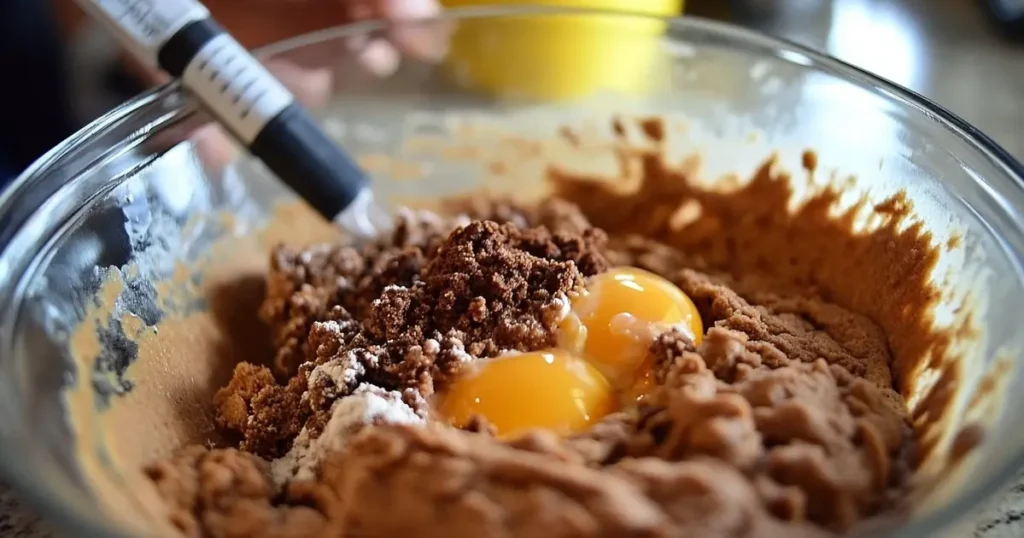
[1,8,1024,538]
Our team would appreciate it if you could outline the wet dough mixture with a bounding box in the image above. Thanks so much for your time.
[145,175,919,538]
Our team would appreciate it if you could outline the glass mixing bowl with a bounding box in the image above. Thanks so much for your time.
[1,6,1024,538]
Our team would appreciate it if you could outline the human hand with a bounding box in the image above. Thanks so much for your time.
[158,0,444,172]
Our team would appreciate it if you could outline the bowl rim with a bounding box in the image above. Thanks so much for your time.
[2,5,1023,538]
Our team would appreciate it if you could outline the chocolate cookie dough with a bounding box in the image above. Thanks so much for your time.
[145,186,917,538]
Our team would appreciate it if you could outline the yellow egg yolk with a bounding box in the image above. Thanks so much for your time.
[439,267,702,437]
[439,350,614,438]
[563,267,703,385]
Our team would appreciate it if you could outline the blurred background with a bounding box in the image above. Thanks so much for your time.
[0,0,1021,186]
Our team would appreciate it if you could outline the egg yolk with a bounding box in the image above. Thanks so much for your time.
[564,267,703,384]
[439,350,614,438]
[439,267,702,436]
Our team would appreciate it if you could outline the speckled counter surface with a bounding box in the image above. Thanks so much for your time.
[2,0,1022,535]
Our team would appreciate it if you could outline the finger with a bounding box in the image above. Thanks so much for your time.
[337,0,448,73]
[355,38,402,78]
[378,0,440,19]
[378,0,451,63]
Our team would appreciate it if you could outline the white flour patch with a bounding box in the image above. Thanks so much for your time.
[270,383,423,486]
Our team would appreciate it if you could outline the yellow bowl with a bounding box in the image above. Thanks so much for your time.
[442,0,684,101]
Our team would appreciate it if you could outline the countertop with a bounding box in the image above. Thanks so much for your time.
[2,0,1022,536]
[689,0,1024,158]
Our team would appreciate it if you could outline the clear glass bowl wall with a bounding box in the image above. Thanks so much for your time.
[0,7,1023,538]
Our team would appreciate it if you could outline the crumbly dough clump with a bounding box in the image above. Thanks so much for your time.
[212,210,606,458]
[147,197,915,538]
